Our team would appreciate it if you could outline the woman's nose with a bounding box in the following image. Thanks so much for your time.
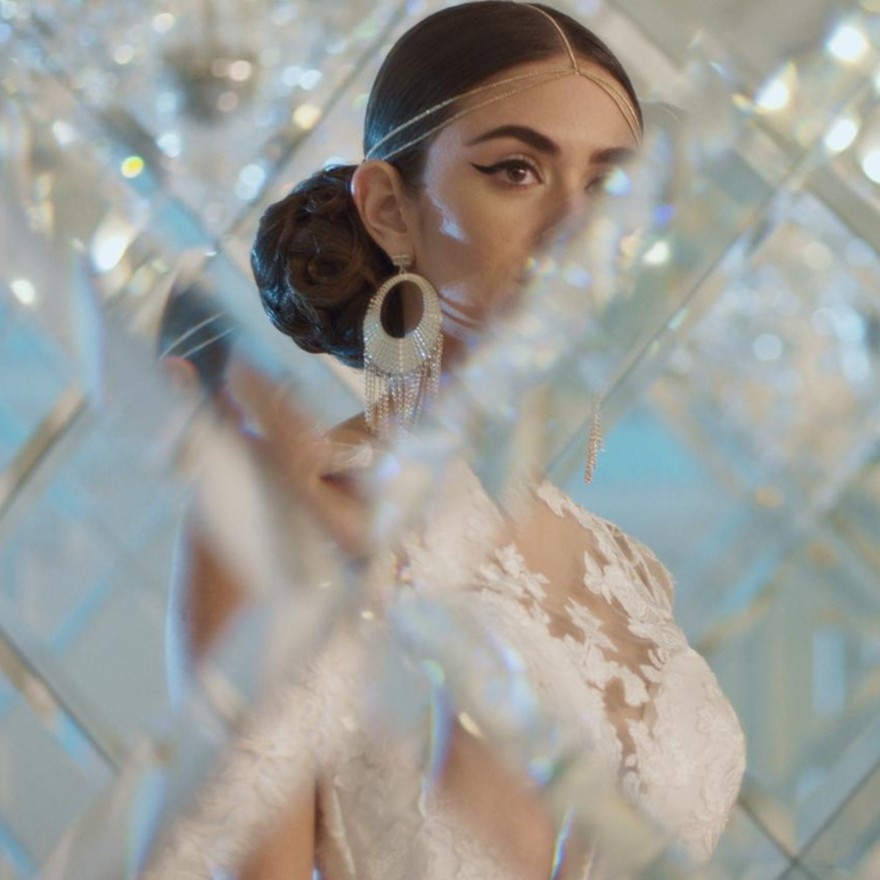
[536,187,592,248]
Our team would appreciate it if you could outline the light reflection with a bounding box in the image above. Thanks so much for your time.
[10,278,37,306]
[92,235,131,273]
[236,163,266,201]
[299,69,323,91]
[861,149,880,184]
[113,45,135,66]
[292,103,321,129]
[238,164,265,190]
[228,60,253,82]
[604,166,631,197]
[51,120,76,146]
[826,23,870,64]
[281,65,303,88]
[823,117,859,154]
[833,307,866,344]
[643,240,671,265]
[152,12,174,34]
[121,156,144,179]
[458,712,483,738]
[156,131,182,158]
[91,216,138,273]
[755,76,791,113]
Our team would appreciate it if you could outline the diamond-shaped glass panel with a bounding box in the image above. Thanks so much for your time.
[801,754,880,879]
[0,680,113,870]
[653,188,880,514]
[0,304,70,475]
[707,529,880,853]
[16,0,411,236]
[703,803,792,880]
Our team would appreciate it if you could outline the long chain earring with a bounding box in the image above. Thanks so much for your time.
[363,255,443,440]
[584,395,604,484]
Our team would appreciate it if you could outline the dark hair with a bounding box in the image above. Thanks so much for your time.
[158,279,236,393]
[252,1,641,367]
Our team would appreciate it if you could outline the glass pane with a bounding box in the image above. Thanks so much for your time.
[706,529,880,853]
[828,454,880,578]
[704,803,792,880]
[0,678,113,869]
[562,401,794,641]
[16,0,410,236]
[801,756,880,879]
[643,187,880,515]
[0,305,70,474]
[0,0,878,875]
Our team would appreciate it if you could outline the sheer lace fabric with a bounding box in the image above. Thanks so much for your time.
[145,452,745,879]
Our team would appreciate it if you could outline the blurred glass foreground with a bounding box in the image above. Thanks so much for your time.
[1,0,880,877]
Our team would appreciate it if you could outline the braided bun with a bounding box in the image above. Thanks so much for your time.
[251,164,393,367]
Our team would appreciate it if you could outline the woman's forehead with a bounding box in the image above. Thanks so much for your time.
[440,60,638,155]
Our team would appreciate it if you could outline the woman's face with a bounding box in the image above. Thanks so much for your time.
[401,55,638,352]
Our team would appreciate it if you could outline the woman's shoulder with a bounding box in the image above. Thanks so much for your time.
[521,478,676,609]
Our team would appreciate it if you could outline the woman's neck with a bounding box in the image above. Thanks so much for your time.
[330,332,471,445]
[326,411,372,445]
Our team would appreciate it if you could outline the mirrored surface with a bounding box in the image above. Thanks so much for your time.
[1,0,879,876]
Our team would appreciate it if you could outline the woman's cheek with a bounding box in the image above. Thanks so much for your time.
[434,203,470,244]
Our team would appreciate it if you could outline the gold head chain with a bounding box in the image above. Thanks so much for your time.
[364,3,642,162]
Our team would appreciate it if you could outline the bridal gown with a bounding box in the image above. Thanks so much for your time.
[145,447,746,879]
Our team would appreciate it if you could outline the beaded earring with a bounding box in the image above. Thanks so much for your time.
[363,255,443,440]
[584,396,604,484]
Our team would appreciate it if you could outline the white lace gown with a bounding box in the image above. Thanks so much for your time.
[145,453,745,879]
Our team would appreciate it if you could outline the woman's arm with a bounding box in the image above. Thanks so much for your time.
[161,357,378,879]
[238,783,317,880]
[165,526,319,880]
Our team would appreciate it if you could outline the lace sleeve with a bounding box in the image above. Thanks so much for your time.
[454,477,744,867]
[143,632,361,880]
[534,481,674,606]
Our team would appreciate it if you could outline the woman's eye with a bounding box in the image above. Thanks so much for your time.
[471,159,540,187]
[586,174,609,195]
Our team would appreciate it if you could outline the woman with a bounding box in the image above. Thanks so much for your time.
[150,3,745,878]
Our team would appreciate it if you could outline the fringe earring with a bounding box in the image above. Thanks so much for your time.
[363,255,443,440]
[584,396,604,484]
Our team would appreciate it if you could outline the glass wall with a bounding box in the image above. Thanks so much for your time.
[0,1,878,876]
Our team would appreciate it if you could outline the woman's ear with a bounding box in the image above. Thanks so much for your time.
[350,160,415,259]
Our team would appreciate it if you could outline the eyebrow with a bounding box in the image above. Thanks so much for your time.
[591,146,637,165]
[465,124,637,165]
[466,124,561,156]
